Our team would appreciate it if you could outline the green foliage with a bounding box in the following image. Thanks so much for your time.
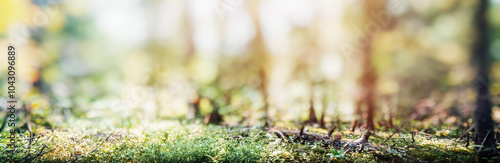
[327,149,344,159]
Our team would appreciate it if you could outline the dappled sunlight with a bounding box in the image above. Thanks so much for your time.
[1,0,500,162]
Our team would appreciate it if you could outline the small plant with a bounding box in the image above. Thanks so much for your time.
[327,149,344,159]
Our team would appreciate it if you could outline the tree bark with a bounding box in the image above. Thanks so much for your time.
[473,0,497,158]
[356,0,390,143]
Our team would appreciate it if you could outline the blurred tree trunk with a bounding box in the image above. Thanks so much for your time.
[473,0,497,158]
[259,69,272,127]
[356,38,377,142]
[205,99,222,124]
[188,94,201,119]
[319,96,327,128]
[183,0,201,119]
[355,0,387,143]
[248,0,272,127]
[350,98,363,132]
[308,97,318,124]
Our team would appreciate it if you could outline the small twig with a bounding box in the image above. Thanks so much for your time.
[475,130,492,159]
[417,131,433,139]
[456,126,474,141]
[89,133,114,154]
[25,129,34,160]
[343,141,353,150]
[328,126,337,137]
[380,133,396,146]
[33,148,55,160]
[28,134,53,161]
[299,124,305,136]
[342,148,351,157]
[33,145,48,160]
[299,149,310,155]
[73,132,114,162]
[28,134,56,161]
[268,130,288,143]
[350,120,358,132]
[411,132,415,144]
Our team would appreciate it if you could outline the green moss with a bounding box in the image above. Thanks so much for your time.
[0,121,481,162]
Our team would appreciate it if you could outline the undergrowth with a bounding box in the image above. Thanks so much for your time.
[0,120,490,162]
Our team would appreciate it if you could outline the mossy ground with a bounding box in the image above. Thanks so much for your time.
[0,120,493,162]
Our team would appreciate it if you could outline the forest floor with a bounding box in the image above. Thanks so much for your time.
[0,119,491,162]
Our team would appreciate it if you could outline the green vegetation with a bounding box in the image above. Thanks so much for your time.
[2,0,500,162]
[0,120,485,162]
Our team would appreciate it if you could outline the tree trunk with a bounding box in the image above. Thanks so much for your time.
[259,69,272,127]
[356,0,386,143]
[205,99,222,124]
[188,94,201,119]
[320,100,327,128]
[351,98,363,132]
[473,0,497,158]
[247,0,272,127]
[308,98,318,124]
